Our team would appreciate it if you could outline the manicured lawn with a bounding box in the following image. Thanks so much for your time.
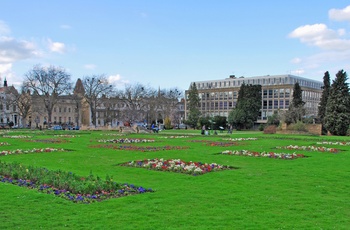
[1,129,349,229]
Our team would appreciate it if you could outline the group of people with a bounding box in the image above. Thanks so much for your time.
[201,124,233,135]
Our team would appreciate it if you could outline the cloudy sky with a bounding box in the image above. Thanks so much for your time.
[1,1,350,91]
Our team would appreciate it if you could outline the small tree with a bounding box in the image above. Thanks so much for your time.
[186,83,201,129]
[284,82,305,124]
[324,70,350,136]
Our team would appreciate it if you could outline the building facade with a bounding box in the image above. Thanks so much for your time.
[185,74,323,123]
[0,78,20,126]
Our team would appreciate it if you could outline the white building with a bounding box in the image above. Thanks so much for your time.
[185,74,323,123]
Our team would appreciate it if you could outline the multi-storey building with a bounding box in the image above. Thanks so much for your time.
[185,74,323,123]
[0,78,20,126]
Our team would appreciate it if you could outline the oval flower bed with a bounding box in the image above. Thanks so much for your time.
[3,135,32,139]
[90,145,189,152]
[1,147,65,156]
[275,145,339,153]
[120,158,236,176]
[220,150,306,159]
[0,162,153,204]
[97,138,155,143]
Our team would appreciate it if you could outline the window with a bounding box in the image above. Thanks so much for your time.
[59,107,62,113]
[68,108,71,113]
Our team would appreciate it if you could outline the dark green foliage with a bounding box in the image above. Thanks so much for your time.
[186,83,201,129]
[229,83,262,129]
[324,70,350,136]
[318,71,330,134]
[284,82,305,124]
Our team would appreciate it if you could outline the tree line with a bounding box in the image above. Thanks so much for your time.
[5,64,183,128]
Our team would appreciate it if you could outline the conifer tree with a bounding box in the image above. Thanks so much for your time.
[318,71,330,134]
[324,70,350,136]
[186,83,201,129]
[284,82,305,124]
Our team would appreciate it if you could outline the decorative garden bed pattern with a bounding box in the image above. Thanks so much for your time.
[0,147,65,156]
[25,139,70,144]
[316,141,350,146]
[0,162,153,204]
[0,142,10,146]
[97,138,155,143]
[275,145,339,153]
[119,158,236,175]
[3,135,33,139]
[220,150,306,159]
[222,138,258,141]
[90,145,189,152]
[188,140,237,147]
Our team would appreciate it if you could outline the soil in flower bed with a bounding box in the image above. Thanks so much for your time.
[119,158,237,176]
[89,144,190,152]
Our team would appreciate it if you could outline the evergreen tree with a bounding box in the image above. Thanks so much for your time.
[229,83,262,129]
[324,70,350,136]
[284,82,305,124]
[186,83,201,129]
[318,71,330,134]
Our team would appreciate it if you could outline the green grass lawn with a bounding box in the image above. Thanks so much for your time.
[1,129,350,229]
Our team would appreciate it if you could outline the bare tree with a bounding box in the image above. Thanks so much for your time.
[82,74,114,127]
[23,65,72,125]
[117,83,157,124]
[9,86,32,127]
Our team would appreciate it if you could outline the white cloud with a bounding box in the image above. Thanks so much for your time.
[0,21,10,35]
[329,5,350,22]
[47,38,66,54]
[289,23,350,50]
[291,69,305,75]
[60,24,72,29]
[0,36,40,63]
[291,57,302,64]
[84,64,96,70]
[108,74,129,86]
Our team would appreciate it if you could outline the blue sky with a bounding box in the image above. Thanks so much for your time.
[1,1,350,91]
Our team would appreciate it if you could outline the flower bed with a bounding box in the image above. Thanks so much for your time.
[160,136,190,139]
[222,138,258,141]
[1,147,65,156]
[90,145,189,152]
[3,135,32,139]
[188,140,237,147]
[316,141,350,146]
[275,145,339,153]
[25,139,70,143]
[0,162,153,203]
[54,135,80,138]
[220,150,305,159]
[0,142,10,146]
[97,138,155,143]
[120,158,236,175]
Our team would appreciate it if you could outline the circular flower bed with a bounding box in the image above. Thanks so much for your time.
[188,140,237,147]
[222,138,258,141]
[220,150,305,159]
[120,158,236,175]
[3,135,32,139]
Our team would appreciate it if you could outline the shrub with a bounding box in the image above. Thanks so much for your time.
[263,125,276,134]
[289,121,307,132]
[258,124,265,131]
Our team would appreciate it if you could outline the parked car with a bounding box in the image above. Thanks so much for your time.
[52,125,63,130]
